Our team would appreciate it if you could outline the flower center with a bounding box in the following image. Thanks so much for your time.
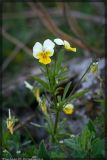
[42,53,48,59]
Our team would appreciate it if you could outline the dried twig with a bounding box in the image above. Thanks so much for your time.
[3,10,105,24]
[14,113,36,131]
[27,2,104,55]
[63,3,84,39]
[62,3,93,57]
[2,28,32,56]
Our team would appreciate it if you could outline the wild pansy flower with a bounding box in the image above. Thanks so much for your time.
[63,104,74,115]
[6,109,17,134]
[33,39,55,65]
[90,62,98,74]
[54,38,76,52]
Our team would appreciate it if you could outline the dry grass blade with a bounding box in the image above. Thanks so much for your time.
[63,3,85,39]
[14,113,36,131]
[2,31,34,72]
[3,10,105,24]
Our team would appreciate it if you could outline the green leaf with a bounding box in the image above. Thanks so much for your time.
[91,138,105,157]
[38,140,50,160]
[50,150,65,158]
[95,99,107,110]
[32,76,49,91]
[56,67,68,81]
[64,137,86,158]
[66,89,89,102]
[64,137,80,151]
[87,120,96,133]
[57,95,62,102]
[79,126,92,151]
[62,82,72,101]
[30,122,45,128]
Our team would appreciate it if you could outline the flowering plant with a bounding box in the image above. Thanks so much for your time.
[24,38,91,143]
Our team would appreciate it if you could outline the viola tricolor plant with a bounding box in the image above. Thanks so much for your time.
[6,38,98,141]
[24,38,90,143]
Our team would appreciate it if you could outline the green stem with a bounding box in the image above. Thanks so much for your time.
[46,64,51,84]
[69,60,93,96]
[54,110,60,135]
[23,126,37,147]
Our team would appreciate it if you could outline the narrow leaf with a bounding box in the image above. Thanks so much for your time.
[30,122,45,128]
[67,89,89,102]
[32,76,49,91]
[62,82,72,101]
[38,140,50,160]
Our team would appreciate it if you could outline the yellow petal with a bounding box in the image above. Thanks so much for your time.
[39,55,51,64]
[36,52,44,59]
[68,47,76,52]
[7,119,14,134]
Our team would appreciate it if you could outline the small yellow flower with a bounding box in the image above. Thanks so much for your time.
[33,39,55,65]
[6,109,16,134]
[54,38,76,52]
[90,62,98,74]
[63,104,74,115]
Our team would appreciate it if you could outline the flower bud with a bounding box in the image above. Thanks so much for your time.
[6,109,17,134]
[90,62,98,74]
[63,104,74,115]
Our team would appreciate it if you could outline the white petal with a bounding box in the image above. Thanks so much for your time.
[45,48,54,57]
[33,42,43,59]
[64,40,70,48]
[54,38,64,45]
[43,39,55,50]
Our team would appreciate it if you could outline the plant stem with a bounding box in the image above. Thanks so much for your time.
[51,110,60,143]
[46,64,51,84]
[54,110,60,135]
[69,60,93,96]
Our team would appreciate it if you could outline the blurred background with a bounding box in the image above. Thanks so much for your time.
[2,1,105,145]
